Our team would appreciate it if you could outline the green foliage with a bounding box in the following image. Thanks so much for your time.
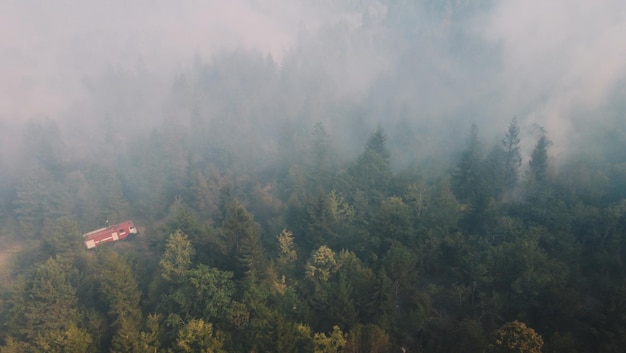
[276,228,298,279]
[487,321,543,353]
[98,251,142,324]
[372,196,413,245]
[306,245,339,283]
[13,171,72,238]
[6,258,80,340]
[0,337,31,353]
[5,102,626,353]
[174,319,225,353]
[345,324,391,353]
[528,129,552,186]
[170,265,235,322]
[313,325,346,353]
[502,118,522,188]
[33,324,93,353]
[41,217,83,265]
[452,124,482,204]
[137,314,161,353]
[97,251,144,352]
[350,127,393,204]
[308,122,336,190]
[160,230,195,281]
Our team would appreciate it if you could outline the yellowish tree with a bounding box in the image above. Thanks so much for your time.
[160,230,195,281]
[314,325,346,353]
[175,319,225,353]
[487,321,543,353]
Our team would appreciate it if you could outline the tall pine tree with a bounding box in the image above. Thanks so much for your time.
[502,118,522,190]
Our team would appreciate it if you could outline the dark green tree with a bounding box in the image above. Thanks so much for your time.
[371,196,413,246]
[170,265,235,323]
[41,217,83,265]
[528,129,551,185]
[345,324,391,353]
[308,122,335,191]
[6,258,80,341]
[221,200,257,260]
[452,124,482,204]
[13,171,72,238]
[502,118,522,190]
[350,126,393,205]
[98,251,143,353]
[452,124,492,232]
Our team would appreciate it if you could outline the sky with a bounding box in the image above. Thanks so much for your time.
[1,0,625,154]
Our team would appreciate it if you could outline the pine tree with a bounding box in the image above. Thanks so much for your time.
[7,258,80,340]
[528,129,551,185]
[502,118,522,189]
[350,127,393,205]
[98,251,143,353]
[452,124,482,204]
[174,319,225,353]
[160,230,195,282]
[309,122,335,191]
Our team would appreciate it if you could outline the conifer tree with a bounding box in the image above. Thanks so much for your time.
[98,251,143,353]
[174,319,225,353]
[7,258,80,341]
[351,126,393,205]
[160,230,195,282]
[528,131,551,184]
[452,124,482,204]
[502,118,522,189]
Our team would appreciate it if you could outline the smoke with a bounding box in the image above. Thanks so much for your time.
[0,0,312,122]
[1,0,625,162]
[478,0,626,154]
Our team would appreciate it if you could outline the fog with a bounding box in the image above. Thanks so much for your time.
[1,0,625,165]
[3,3,626,351]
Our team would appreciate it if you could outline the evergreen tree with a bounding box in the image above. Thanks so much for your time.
[452,124,482,204]
[313,325,346,353]
[502,118,522,190]
[308,122,335,191]
[276,229,298,279]
[170,265,235,322]
[452,124,492,232]
[528,129,551,185]
[6,258,80,341]
[350,127,393,205]
[345,324,391,353]
[41,217,83,265]
[174,319,225,353]
[98,251,143,353]
[160,230,195,282]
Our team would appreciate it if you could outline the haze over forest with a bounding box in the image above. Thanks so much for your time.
[1,1,626,352]
[2,0,625,160]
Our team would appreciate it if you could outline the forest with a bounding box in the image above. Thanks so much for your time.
[2,1,626,352]
[1,104,625,352]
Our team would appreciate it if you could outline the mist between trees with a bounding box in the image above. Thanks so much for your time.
[1,1,626,352]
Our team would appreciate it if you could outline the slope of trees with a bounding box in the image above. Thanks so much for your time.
[1,18,626,349]
[1,111,626,353]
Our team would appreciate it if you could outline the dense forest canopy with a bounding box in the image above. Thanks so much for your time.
[1,1,626,352]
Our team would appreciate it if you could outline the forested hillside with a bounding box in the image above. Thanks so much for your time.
[1,107,626,352]
[2,1,626,352]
